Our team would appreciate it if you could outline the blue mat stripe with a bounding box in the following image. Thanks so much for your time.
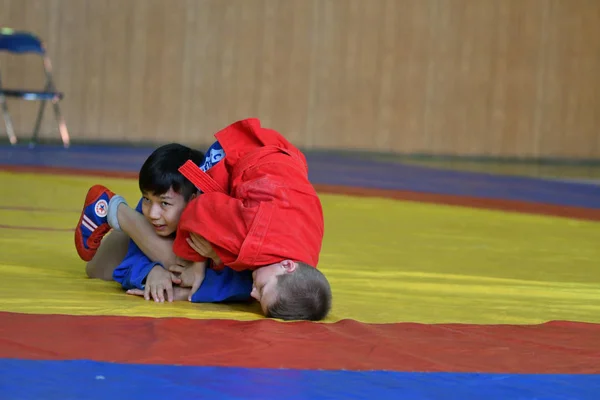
[0,359,599,400]
[1,144,600,209]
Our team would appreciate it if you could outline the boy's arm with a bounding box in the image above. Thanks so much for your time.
[190,267,253,303]
[116,200,178,267]
[167,264,253,303]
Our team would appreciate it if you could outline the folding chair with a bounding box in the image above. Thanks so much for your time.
[0,28,70,148]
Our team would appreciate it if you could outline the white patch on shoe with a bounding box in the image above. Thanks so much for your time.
[95,199,108,218]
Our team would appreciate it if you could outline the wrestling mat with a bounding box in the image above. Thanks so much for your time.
[1,144,600,399]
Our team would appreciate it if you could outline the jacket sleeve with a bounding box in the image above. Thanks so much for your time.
[191,267,253,303]
[112,240,160,290]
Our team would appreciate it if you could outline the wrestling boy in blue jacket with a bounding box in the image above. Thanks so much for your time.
[77,143,252,303]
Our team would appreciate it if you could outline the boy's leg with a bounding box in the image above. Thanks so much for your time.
[75,186,130,280]
[86,230,130,280]
[74,186,115,261]
[75,185,178,268]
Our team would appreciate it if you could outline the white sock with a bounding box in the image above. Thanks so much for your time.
[107,195,127,231]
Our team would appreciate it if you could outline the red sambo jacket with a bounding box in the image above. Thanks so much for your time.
[172,118,324,271]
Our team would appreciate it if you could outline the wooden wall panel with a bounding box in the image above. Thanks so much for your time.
[0,0,599,158]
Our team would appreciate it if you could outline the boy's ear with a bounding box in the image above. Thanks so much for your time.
[280,260,297,273]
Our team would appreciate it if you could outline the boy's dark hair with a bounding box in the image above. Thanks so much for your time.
[266,262,332,321]
[139,143,204,201]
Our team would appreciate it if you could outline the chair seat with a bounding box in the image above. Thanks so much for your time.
[0,29,45,54]
[0,89,63,101]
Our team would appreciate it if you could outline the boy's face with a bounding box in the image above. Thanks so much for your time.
[250,260,296,315]
[141,188,189,237]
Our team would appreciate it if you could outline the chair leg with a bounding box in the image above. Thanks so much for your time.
[29,99,47,147]
[41,57,70,149]
[0,95,18,145]
[52,99,70,148]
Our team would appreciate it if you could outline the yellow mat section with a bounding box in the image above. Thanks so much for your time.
[1,170,600,324]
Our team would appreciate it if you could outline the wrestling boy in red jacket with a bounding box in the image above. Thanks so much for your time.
[172,118,332,321]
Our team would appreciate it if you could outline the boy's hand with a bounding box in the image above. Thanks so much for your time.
[127,286,190,302]
[168,261,206,301]
[144,265,174,303]
[187,233,221,265]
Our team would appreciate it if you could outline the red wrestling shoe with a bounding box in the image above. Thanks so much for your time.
[74,185,114,261]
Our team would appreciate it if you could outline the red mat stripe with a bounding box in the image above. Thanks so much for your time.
[1,312,599,373]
